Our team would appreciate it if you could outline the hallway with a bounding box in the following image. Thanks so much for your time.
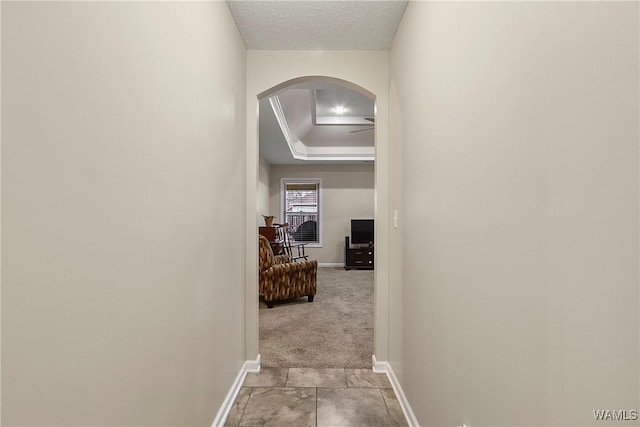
[224,367,408,426]
[3,2,638,426]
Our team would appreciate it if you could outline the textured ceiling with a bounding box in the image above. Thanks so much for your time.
[226,0,408,50]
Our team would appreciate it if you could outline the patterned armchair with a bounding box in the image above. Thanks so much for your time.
[259,235,317,308]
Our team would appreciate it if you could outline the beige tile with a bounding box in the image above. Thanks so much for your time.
[240,387,316,427]
[345,368,392,388]
[381,388,409,427]
[286,368,347,387]
[317,387,392,426]
[243,367,288,387]
[224,387,252,427]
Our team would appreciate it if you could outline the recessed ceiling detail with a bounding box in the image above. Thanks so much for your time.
[314,88,374,125]
[259,83,375,164]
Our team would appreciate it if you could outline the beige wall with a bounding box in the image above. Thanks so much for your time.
[2,2,246,425]
[268,164,374,264]
[390,2,639,426]
[258,156,271,222]
[246,51,391,361]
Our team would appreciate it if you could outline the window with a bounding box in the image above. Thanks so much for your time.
[281,178,321,246]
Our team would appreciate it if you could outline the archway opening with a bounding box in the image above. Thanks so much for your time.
[255,76,377,369]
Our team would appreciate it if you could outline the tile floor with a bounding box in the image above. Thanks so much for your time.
[224,367,408,427]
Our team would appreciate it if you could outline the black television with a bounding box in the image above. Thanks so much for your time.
[351,219,374,245]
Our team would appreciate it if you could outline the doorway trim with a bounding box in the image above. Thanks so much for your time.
[245,51,391,369]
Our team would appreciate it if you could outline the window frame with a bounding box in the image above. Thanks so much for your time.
[280,178,322,248]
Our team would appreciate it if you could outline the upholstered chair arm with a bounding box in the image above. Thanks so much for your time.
[260,259,318,303]
[260,261,317,286]
[268,259,316,275]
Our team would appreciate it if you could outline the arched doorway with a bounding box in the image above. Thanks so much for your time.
[244,52,391,372]
[256,76,376,368]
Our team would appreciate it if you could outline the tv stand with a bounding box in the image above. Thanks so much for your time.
[344,236,374,270]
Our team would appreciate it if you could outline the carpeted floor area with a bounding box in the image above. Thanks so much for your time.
[259,267,374,369]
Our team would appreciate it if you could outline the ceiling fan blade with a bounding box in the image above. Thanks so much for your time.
[349,128,374,134]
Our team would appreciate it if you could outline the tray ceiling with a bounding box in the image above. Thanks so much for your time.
[260,84,375,164]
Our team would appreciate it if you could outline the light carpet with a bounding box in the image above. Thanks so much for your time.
[259,267,374,369]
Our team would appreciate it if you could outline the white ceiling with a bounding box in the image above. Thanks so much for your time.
[226,0,408,50]
[315,88,374,121]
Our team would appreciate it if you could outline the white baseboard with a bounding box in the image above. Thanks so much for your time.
[318,263,343,268]
[245,353,261,373]
[372,354,388,373]
[372,355,419,427]
[211,354,261,427]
